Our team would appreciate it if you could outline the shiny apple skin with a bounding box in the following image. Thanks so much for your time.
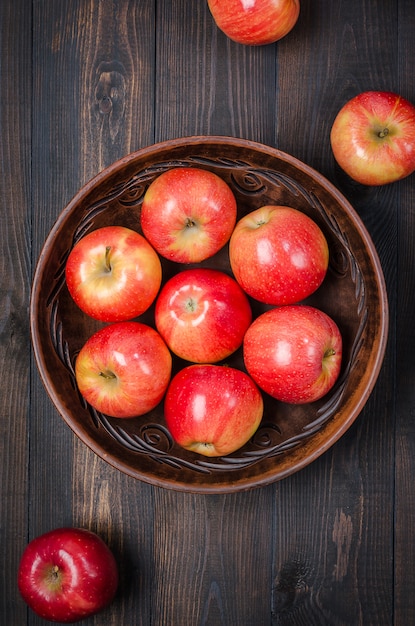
[229,205,329,305]
[207,0,300,46]
[243,305,342,404]
[330,91,415,185]
[155,268,252,363]
[75,321,172,418]
[164,364,264,457]
[140,167,237,263]
[65,225,162,322]
[17,527,118,623]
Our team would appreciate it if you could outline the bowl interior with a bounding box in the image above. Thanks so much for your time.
[30,136,388,493]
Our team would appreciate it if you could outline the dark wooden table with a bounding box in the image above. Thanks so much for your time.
[1,1,414,624]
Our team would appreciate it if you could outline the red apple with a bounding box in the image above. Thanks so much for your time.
[140,167,237,263]
[243,305,342,404]
[75,321,172,418]
[65,225,162,322]
[155,268,252,363]
[207,0,300,46]
[330,91,415,185]
[229,205,329,305]
[17,527,118,623]
[164,364,264,456]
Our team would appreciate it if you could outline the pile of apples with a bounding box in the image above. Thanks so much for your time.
[65,166,343,459]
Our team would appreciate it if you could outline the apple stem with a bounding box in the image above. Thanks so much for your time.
[324,348,336,358]
[378,128,389,139]
[105,246,112,272]
[99,370,117,380]
[52,565,60,579]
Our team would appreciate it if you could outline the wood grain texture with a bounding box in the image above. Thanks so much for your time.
[0,0,414,624]
[155,0,278,145]
[394,1,415,623]
[151,489,274,626]
[152,5,277,624]
[0,1,32,622]
[272,2,398,624]
[30,2,158,624]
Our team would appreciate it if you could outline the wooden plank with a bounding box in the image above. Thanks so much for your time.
[272,1,397,623]
[151,489,274,626]
[30,1,156,623]
[394,1,415,623]
[155,0,278,145]
[152,2,278,624]
[0,0,32,622]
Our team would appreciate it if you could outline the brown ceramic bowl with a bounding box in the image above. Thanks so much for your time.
[30,136,389,493]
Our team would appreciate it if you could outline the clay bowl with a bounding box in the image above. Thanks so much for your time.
[30,136,389,493]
